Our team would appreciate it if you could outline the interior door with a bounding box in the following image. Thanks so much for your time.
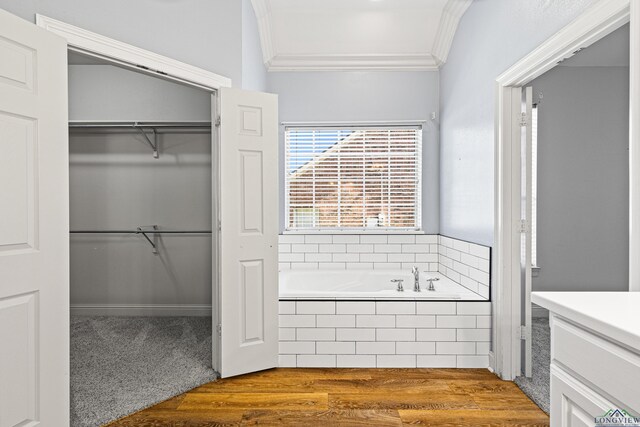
[218,87,278,378]
[521,86,534,377]
[0,9,69,426]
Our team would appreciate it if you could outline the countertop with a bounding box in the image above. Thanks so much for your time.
[532,292,640,351]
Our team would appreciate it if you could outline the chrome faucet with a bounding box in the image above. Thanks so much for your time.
[425,277,440,291]
[391,279,404,292]
[412,266,420,292]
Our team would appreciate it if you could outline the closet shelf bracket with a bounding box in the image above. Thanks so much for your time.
[137,225,159,254]
[134,122,159,159]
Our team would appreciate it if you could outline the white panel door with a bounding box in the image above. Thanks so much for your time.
[0,9,69,426]
[218,87,278,378]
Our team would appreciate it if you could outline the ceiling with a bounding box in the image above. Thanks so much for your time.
[251,0,473,71]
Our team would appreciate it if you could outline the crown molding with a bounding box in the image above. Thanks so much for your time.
[251,0,472,71]
[432,0,473,65]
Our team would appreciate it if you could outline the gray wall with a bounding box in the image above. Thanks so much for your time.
[268,70,440,233]
[439,0,596,246]
[242,0,268,92]
[531,65,629,292]
[0,0,243,86]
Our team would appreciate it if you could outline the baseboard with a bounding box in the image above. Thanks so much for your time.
[70,304,212,316]
[531,303,549,318]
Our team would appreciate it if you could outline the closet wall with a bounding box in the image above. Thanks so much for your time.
[69,64,214,315]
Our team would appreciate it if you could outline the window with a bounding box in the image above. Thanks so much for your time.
[285,126,422,231]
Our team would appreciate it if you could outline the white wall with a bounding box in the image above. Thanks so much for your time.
[268,70,440,234]
[439,0,596,246]
[242,0,268,92]
[531,65,629,292]
[0,0,243,86]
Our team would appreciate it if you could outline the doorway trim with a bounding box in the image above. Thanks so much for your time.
[35,14,231,373]
[493,0,634,380]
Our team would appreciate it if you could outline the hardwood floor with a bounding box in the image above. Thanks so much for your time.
[107,368,549,426]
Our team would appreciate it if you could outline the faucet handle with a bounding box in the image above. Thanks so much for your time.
[391,279,404,292]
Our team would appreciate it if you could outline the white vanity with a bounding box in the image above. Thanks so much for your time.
[532,292,640,426]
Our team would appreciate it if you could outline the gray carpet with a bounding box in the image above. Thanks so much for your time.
[70,316,217,427]
[515,317,550,413]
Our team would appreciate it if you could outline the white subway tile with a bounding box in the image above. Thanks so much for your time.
[396,341,436,355]
[476,342,491,355]
[453,240,470,253]
[297,355,336,367]
[416,328,457,342]
[279,263,291,270]
[417,355,456,368]
[446,269,461,284]
[319,244,346,253]
[279,244,292,253]
[430,244,439,253]
[469,244,490,260]
[316,341,355,355]
[437,315,476,328]
[460,253,479,269]
[360,235,387,244]
[453,261,470,277]
[305,253,332,262]
[377,355,416,368]
[388,235,415,244]
[279,328,296,341]
[468,267,490,286]
[477,258,490,273]
[305,235,332,244]
[357,315,395,328]
[332,253,359,262]
[447,249,462,262]
[376,301,416,315]
[332,235,360,244]
[279,235,304,244]
[478,285,490,299]
[317,315,356,328]
[416,302,456,315]
[376,328,415,341]
[456,355,489,368]
[337,301,375,314]
[279,341,315,354]
[416,235,438,244]
[397,315,436,328]
[457,302,491,315]
[279,354,297,367]
[291,262,318,270]
[440,236,454,248]
[457,329,491,342]
[337,355,376,368]
[356,342,395,354]
[436,342,476,355]
[279,314,315,328]
[460,276,479,293]
[292,244,319,253]
[415,253,438,263]
[279,253,304,262]
[336,328,376,341]
[373,262,402,270]
[347,262,374,270]
[374,244,402,253]
[319,262,346,270]
[477,316,491,328]
[388,253,415,263]
[428,263,439,272]
[439,255,453,269]
[402,244,430,253]
[296,328,336,341]
[297,301,335,314]
[359,253,388,263]
[346,244,374,253]
[279,301,296,314]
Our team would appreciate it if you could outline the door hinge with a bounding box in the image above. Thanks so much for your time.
[215,116,221,127]
[216,324,222,336]
[520,325,530,340]
[519,219,528,233]
[218,220,221,231]
[520,112,528,127]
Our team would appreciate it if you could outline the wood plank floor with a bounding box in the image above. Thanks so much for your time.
[107,368,548,426]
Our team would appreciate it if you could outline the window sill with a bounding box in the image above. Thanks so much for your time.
[282,230,426,235]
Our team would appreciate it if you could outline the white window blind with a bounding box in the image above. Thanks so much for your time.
[285,126,422,231]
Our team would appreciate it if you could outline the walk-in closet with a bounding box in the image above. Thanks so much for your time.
[67,52,216,426]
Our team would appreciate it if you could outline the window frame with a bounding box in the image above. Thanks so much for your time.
[283,123,424,234]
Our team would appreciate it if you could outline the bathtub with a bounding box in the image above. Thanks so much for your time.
[279,270,484,301]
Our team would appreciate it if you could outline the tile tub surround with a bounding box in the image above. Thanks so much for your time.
[279,300,491,368]
[438,236,491,299]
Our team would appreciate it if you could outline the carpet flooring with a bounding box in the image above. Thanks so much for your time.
[70,316,217,427]
[515,317,551,413]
